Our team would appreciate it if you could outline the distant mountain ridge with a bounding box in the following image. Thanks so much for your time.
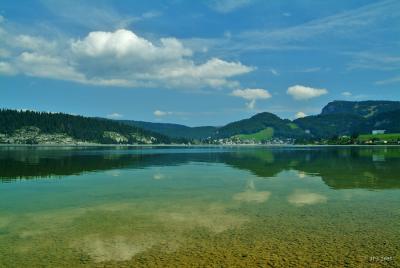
[1,100,399,144]
[294,113,364,138]
[295,101,400,138]
[120,120,217,140]
[120,100,400,141]
[321,100,400,118]
[121,112,307,141]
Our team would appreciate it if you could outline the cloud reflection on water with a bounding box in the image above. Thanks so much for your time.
[288,190,327,206]
[233,180,271,203]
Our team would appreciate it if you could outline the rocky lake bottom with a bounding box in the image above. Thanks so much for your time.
[0,146,399,267]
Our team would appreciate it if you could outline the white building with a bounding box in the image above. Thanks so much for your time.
[372,130,386,135]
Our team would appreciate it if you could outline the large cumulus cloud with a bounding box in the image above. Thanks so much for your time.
[0,25,253,89]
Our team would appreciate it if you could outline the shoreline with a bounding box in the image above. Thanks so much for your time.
[1,143,400,148]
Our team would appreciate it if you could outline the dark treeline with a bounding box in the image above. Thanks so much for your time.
[0,109,181,144]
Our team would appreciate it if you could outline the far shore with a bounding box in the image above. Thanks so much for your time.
[1,143,400,148]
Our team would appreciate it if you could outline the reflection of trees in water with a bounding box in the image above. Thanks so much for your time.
[0,150,144,181]
[293,148,400,190]
[225,147,400,190]
[1,147,399,189]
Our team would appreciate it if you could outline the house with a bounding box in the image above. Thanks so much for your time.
[372,130,386,135]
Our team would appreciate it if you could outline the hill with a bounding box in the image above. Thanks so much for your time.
[361,109,400,133]
[233,128,274,141]
[119,113,306,142]
[120,120,217,140]
[294,113,365,138]
[118,101,400,142]
[296,103,400,139]
[215,112,306,139]
[2,100,399,145]
[321,100,400,118]
[0,109,175,145]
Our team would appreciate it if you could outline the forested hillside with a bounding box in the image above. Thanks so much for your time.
[294,114,365,138]
[0,109,175,144]
[321,101,400,118]
[361,109,400,133]
[2,100,400,145]
[120,120,217,140]
[215,112,306,139]
[295,107,400,140]
[119,101,400,142]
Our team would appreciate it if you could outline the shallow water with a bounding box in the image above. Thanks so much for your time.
[0,146,399,267]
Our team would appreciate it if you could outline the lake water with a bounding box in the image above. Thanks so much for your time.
[0,146,399,267]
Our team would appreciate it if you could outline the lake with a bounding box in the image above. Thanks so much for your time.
[0,146,399,267]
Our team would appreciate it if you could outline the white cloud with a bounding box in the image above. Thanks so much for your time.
[70,29,196,86]
[0,48,10,58]
[0,61,17,75]
[231,88,271,100]
[154,110,172,117]
[298,67,322,73]
[154,57,252,88]
[71,29,192,59]
[345,51,400,71]
[295,111,307,119]
[341,91,352,97]
[0,28,253,89]
[210,0,253,13]
[339,91,369,100]
[106,113,123,119]
[231,88,271,109]
[375,75,400,85]
[248,1,399,43]
[270,68,279,76]
[141,11,162,19]
[287,85,328,100]
[15,35,57,52]
[244,100,255,109]
[16,52,86,82]
[190,0,400,55]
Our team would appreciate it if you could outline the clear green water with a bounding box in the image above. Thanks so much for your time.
[0,146,399,267]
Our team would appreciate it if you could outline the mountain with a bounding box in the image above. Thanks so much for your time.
[119,112,307,142]
[119,101,400,142]
[2,100,399,145]
[215,112,306,139]
[296,101,400,139]
[361,109,400,133]
[0,109,175,145]
[120,120,217,140]
[294,113,364,138]
[213,100,400,140]
[321,100,400,118]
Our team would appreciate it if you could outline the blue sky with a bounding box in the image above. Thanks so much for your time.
[0,0,399,126]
